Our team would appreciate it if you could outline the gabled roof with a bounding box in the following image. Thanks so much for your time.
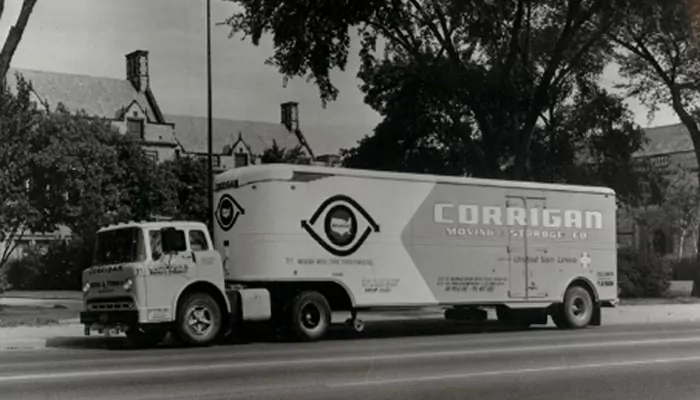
[4,68,167,124]
[166,114,310,157]
[636,123,693,157]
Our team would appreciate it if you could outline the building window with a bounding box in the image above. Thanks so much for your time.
[144,150,158,162]
[195,154,220,166]
[235,153,249,167]
[652,229,668,255]
[127,118,144,139]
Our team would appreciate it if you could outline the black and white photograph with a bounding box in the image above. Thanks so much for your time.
[3,0,700,399]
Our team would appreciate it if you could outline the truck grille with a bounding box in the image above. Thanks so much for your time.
[86,297,135,311]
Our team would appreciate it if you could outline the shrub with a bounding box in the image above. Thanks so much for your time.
[5,247,45,291]
[617,247,672,298]
[670,256,699,281]
[6,239,91,291]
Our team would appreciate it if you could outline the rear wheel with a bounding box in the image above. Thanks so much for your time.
[288,291,331,342]
[175,292,223,346]
[556,285,594,329]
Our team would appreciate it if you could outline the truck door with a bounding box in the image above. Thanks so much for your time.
[145,228,198,318]
[506,196,548,299]
[187,228,224,282]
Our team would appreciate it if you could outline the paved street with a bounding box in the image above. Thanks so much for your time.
[3,319,700,399]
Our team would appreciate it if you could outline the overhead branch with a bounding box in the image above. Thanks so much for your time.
[0,0,38,80]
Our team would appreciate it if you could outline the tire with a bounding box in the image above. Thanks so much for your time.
[126,326,168,348]
[288,291,331,342]
[558,285,594,329]
[175,292,223,346]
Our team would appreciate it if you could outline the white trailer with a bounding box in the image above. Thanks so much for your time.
[81,164,618,346]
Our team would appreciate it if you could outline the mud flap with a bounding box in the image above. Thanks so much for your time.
[223,290,242,340]
[590,303,602,326]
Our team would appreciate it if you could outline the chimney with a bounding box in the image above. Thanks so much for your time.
[281,101,299,132]
[126,50,149,92]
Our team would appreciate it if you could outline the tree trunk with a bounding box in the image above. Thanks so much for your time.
[679,229,686,260]
[0,0,37,82]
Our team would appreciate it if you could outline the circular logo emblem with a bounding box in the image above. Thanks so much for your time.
[323,204,358,247]
[216,194,244,231]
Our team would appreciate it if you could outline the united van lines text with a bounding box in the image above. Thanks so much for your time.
[434,204,604,230]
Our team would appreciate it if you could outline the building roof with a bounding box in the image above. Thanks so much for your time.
[5,68,165,123]
[165,114,307,157]
[636,123,693,157]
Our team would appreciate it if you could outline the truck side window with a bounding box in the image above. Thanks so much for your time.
[149,230,163,261]
[189,230,209,252]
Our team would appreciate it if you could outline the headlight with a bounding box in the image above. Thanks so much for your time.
[83,282,91,293]
[123,279,133,291]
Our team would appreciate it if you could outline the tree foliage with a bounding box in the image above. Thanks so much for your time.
[0,74,175,288]
[159,156,209,223]
[223,0,636,179]
[612,0,700,182]
[260,140,309,164]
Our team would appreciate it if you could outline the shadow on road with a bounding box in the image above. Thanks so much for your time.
[43,317,556,351]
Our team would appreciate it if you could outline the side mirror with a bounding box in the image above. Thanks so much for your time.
[161,227,186,254]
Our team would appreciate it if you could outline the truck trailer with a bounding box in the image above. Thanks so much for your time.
[80,164,619,347]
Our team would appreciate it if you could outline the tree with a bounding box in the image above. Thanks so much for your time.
[341,55,646,204]
[0,74,42,285]
[0,0,38,80]
[260,140,309,164]
[612,0,700,183]
[159,156,209,224]
[0,74,174,291]
[223,0,632,179]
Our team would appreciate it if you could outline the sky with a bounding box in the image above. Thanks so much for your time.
[0,0,683,156]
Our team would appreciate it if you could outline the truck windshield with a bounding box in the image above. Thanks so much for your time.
[93,227,146,265]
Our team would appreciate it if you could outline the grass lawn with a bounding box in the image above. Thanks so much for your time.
[0,302,81,328]
[2,290,82,300]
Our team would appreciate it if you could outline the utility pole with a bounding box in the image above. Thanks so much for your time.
[206,0,214,238]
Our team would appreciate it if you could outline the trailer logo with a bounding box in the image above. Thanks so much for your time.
[301,195,380,257]
[216,194,245,231]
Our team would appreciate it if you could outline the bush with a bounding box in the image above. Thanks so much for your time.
[6,239,90,291]
[617,247,672,298]
[670,256,699,281]
[4,247,45,291]
[0,266,10,294]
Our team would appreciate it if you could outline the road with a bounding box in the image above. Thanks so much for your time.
[4,319,700,399]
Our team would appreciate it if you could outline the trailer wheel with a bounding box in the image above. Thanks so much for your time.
[559,285,593,329]
[289,291,331,342]
[175,292,222,346]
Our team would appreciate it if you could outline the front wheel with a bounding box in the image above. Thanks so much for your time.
[288,291,331,342]
[175,292,223,346]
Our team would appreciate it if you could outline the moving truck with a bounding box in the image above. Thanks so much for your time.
[80,164,618,347]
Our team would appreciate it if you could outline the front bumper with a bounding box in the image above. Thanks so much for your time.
[80,310,139,326]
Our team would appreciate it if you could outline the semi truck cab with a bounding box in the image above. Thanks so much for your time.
[80,220,270,347]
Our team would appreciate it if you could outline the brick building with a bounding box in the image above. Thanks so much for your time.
[618,123,700,257]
